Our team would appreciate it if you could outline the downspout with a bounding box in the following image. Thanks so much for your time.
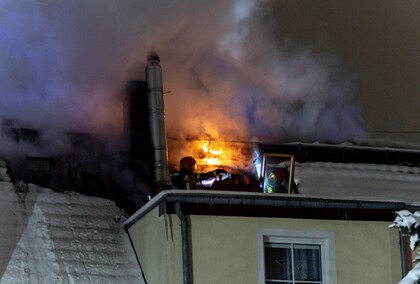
[175,202,190,284]
[399,230,408,277]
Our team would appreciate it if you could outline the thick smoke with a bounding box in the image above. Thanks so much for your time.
[0,0,366,159]
[161,1,366,143]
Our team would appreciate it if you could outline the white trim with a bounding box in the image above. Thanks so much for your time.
[257,229,337,284]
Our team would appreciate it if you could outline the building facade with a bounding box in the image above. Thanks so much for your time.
[125,190,411,284]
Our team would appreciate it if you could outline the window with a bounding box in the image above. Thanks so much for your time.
[259,153,296,194]
[257,230,336,284]
[265,242,322,283]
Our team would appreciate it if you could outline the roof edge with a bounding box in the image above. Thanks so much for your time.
[124,190,415,229]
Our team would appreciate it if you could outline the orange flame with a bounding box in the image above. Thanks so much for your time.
[201,141,224,165]
[167,136,254,173]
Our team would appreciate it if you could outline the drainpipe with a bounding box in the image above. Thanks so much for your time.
[175,202,190,284]
[399,230,408,277]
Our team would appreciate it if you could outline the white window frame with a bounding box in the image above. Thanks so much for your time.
[257,229,337,284]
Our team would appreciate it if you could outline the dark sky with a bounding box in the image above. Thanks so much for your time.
[268,0,420,144]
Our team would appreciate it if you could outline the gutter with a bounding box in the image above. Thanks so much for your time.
[175,202,190,284]
[399,230,408,277]
[124,190,412,228]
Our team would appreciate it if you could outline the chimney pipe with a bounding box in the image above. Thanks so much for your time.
[146,52,170,193]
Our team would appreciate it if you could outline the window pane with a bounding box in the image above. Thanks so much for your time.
[293,244,322,281]
[265,244,292,280]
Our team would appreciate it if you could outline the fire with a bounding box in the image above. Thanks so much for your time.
[167,136,254,173]
[201,141,224,165]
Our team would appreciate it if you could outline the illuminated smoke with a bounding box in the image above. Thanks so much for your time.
[162,1,366,143]
[0,0,365,160]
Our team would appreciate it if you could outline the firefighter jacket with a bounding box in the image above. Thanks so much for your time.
[170,169,226,190]
[170,171,202,190]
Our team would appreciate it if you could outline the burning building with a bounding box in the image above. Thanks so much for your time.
[122,56,420,282]
[5,52,386,215]
[124,52,263,195]
[4,51,420,284]
[124,52,301,196]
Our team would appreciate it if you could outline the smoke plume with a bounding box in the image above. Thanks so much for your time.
[0,0,366,159]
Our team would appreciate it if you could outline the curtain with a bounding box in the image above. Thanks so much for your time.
[265,243,322,283]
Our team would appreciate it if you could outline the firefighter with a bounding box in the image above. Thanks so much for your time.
[264,164,298,194]
[265,169,288,193]
[170,156,227,190]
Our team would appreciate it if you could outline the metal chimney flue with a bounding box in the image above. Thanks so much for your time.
[146,52,170,193]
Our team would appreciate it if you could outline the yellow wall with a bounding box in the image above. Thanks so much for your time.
[128,207,183,284]
[129,209,401,284]
[189,215,401,284]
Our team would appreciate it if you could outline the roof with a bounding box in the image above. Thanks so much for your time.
[294,161,420,205]
[0,163,144,283]
[124,190,419,229]
[259,142,420,166]
[255,142,420,205]
[123,142,420,228]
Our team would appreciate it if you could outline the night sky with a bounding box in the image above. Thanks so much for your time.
[268,1,420,144]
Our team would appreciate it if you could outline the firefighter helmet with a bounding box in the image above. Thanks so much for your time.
[180,156,196,171]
